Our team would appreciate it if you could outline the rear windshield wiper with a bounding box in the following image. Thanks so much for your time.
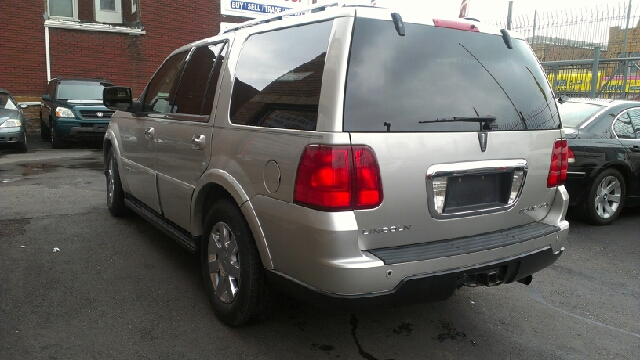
[419,116,498,130]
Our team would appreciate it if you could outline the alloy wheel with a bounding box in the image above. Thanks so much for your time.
[107,158,115,205]
[594,175,622,219]
[208,222,241,304]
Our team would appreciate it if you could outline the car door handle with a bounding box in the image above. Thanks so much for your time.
[144,127,155,139]
[632,145,640,152]
[191,134,206,150]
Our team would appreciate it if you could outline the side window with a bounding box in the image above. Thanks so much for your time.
[47,81,57,98]
[626,108,640,139]
[172,42,227,119]
[142,52,188,114]
[229,20,334,130]
[202,43,227,116]
[613,111,635,139]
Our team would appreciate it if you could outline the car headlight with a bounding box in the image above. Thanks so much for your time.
[0,119,22,128]
[56,107,74,117]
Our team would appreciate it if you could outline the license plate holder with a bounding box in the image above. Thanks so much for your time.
[444,172,510,213]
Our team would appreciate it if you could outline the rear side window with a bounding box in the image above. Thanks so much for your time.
[614,109,640,139]
[229,21,333,130]
[344,18,561,132]
[627,108,640,139]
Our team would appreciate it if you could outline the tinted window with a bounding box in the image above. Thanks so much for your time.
[143,52,188,113]
[627,108,640,139]
[173,42,226,118]
[344,18,561,132]
[46,81,56,97]
[57,81,110,101]
[557,102,605,128]
[613,112,635,139]
[0,93,18,110]
[202,43,227,116]
[229,21,333,130]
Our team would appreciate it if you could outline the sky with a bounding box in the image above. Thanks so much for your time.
[367,0,630,22]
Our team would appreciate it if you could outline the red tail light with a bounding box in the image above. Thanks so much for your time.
[547,139,568,188]
[294,145,383,211]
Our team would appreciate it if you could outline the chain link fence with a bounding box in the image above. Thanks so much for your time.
[493,1,640,99]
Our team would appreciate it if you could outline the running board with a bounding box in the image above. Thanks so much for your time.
[124,198,198,253]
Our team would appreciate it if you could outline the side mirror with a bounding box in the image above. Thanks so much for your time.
[41,94,51,101]
[104,86,134,112]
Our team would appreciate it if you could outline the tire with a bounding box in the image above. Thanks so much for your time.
[201,199,275,326]
[106,148,128,217]
[51,120,65,149]
[40,116,51,141]
[581,168,626,225]
[17,132,27,152]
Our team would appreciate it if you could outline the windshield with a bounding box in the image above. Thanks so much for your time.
[344,18,561,132]
[557,102,605,128]
[0,93,18,110]
[57,82,109,101]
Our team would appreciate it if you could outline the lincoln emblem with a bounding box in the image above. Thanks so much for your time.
[96,112,104,118]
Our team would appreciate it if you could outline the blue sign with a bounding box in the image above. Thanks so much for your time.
[229,1,292,14]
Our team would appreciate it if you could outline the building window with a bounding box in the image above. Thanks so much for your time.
[48,0,78,20]
[132,0,137,13]
[95,0,122,24]
[101,0,116,10]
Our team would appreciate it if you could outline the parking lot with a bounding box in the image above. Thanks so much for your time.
[1,136,639,359]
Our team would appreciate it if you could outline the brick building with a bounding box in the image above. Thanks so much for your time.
[0,0,318,132]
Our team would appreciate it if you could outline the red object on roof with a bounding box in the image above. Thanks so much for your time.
[433,19,479,32]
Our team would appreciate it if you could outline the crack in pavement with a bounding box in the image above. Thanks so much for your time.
[350,314,386,360]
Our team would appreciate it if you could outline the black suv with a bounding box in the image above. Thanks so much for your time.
[40,78,114,148]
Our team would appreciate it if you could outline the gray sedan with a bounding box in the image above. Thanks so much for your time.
[0,88,28,152]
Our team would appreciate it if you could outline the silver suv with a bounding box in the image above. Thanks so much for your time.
[103,4,569,326]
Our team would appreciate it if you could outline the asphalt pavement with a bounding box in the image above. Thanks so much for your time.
[1,136,638,359]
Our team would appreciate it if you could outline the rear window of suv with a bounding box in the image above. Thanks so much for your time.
[344,18,561,132]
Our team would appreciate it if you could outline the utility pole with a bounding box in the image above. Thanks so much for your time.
[507,1,514,30]
[622,0,633,98]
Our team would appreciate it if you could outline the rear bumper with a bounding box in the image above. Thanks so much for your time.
[266,246,562,311]
[253,186,569,297]
[565,171,590,206]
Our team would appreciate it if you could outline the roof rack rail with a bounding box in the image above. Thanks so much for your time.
[222,2,340,34]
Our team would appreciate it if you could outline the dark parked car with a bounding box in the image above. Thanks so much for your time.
[40,78,114,148]
[558,98,640,225]
[0,88,28,152]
